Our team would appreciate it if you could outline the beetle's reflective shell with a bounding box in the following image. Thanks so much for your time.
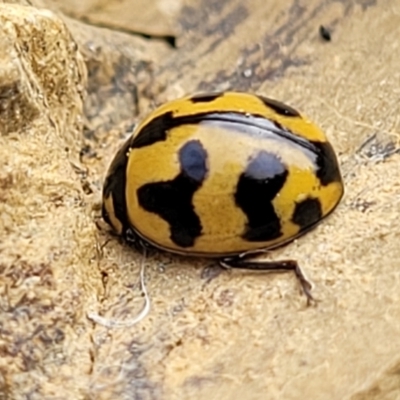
[102,92,344,257]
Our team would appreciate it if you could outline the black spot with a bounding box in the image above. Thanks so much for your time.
[131,112,175,149]
[257,96,300,117]
[272,120,284,131]
[137,140,208,248]
[180,140,208,182]
[319,25,332,41]
[190,92,224,103]
[292,198,323,231]
[235,151,288,242]
[312,140,342,186]
[102,138,132,232]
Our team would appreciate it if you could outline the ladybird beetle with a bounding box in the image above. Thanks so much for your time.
[102,92,344,302]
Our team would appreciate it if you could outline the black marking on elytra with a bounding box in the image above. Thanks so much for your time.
[131,112,175,149]
[190,92,224,103]
[180,140,208,182]
[292,198,323,230]
[137,140,208,248]
[102,137,132,232]
[311,140,342,186]
[272,120,283,131]
[235,151,288,242]
[257,96,300,117]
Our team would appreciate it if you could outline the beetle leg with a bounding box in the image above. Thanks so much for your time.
[125,228,154,254]
[220,256,314,305]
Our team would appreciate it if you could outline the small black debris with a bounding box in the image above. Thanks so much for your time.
[319,25,331,41]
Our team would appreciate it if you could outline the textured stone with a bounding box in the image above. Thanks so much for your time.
[0,4,98,399]
[3,0,400,399]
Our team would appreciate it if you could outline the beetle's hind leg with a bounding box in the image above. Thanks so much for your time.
[220,255,314,305]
